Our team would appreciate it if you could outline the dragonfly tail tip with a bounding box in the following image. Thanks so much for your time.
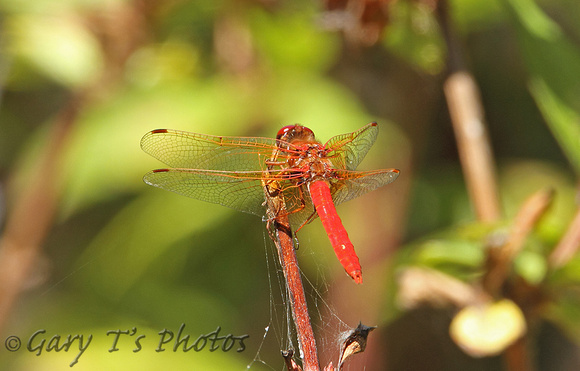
[351,271,363,284]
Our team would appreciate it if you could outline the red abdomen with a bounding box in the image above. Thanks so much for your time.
[308,180,362,284]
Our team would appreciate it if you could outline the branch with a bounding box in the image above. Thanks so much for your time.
[0,0,151,336]
[0,92,84,335]
[266,193,320,371]
[483,188,553,297]
[435,2,534,370]
[549,205,580,269]
[437,0,502,223]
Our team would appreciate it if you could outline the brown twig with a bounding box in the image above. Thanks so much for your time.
[0,0,151,336]
[266,193,320,370]
[437,0,501,223]
[503,337,535,371]
[435,1,539,370]
[483,188,553,297]
[548,205,580,269]
[0,92,85,335]
[397,267,480,309]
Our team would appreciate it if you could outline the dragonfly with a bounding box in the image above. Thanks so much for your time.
[141,122,399,284]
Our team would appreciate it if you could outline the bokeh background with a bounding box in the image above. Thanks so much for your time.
[0,0,579,370]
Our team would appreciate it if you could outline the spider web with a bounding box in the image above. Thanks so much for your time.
[245,223,361,371]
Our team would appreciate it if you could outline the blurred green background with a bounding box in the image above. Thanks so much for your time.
[0,0,579,370]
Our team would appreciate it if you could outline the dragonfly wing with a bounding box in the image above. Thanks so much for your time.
[141,129,280,171]
[329,169,400,207]
[143,169,268,216]
[324,123,379,171]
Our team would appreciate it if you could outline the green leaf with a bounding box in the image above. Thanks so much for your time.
[249,6,340,72]
[503,0,580,174]
[383,1,445,74]
[6,14,103,87]
[415,238,484,268]
[528,79,580,175]
[74,191,233,299]
[514,250,547,285]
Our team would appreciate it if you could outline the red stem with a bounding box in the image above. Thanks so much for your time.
[272,203,320,370]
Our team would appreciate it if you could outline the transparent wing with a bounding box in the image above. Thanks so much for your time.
[143,169,270,216]
[284,184,317,229]
[141,126,398,230]
[141,129,286,171]
[143,168,313,220]
[324,123,379,171]
[329,168,400,207]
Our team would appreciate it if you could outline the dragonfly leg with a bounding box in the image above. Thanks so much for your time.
[265,159,287,167]
[275,184,314,250]
[280,183,309,221]
[295,210,317,234]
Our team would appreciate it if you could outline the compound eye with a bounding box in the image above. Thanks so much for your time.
[276,125,296,140]
[300,126,314,137]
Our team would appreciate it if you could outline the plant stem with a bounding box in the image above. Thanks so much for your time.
[0,92,83,336]
[504,337,534,371]
[267,196,320,370]
[437,0,502,223]
[0,0,150,336]
[483,188,553,296]
[549,206,580,268]
[436,2,536,371]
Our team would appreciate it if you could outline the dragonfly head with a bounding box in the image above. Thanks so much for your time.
[276,124,316,145]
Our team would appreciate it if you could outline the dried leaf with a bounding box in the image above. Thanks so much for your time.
[338,322,376,369]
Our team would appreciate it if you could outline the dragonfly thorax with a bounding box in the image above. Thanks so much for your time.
[289,144,334,183]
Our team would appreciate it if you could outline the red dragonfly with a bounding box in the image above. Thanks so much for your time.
[141,123,399,284]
